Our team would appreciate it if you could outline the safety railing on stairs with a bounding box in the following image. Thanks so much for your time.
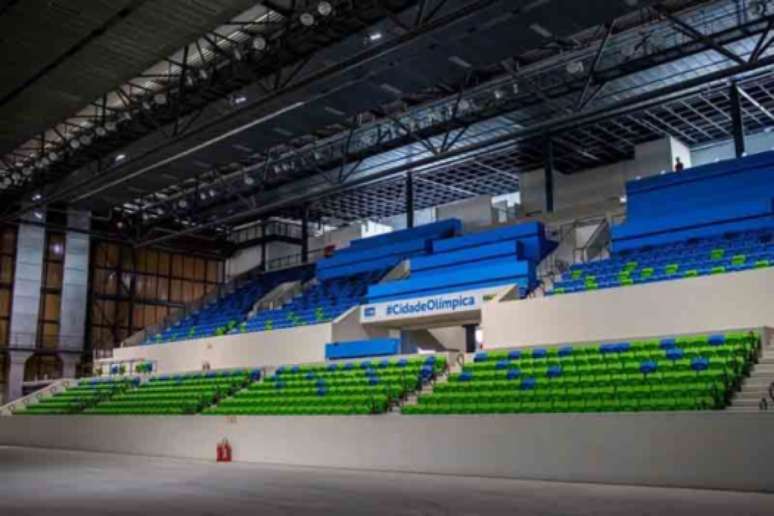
[0,378,76,416]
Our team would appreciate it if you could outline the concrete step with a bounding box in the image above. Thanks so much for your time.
[740,380,773,390]
[732,398,768,407]
[735,392,771,402]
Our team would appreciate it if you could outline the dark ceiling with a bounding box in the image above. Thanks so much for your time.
[3,0,774,252]
[0,0,258,156]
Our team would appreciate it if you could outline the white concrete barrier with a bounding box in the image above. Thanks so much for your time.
[483,268,774,349]
[1,413,773,492]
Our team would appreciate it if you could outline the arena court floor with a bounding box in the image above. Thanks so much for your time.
[0,446,773,515]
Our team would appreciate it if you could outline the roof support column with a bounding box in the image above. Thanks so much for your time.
[260,221,267,271]
[544,136,555,213]
[406,171,415,229]
[301,205,309,264]
[729,82,745,158]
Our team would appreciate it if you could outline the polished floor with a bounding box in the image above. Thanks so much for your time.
[0,446,773,516]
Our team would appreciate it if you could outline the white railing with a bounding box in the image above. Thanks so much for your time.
[0,378,76,416]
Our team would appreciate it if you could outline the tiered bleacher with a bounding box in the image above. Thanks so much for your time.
[205,355,447,415]
[551,229,773,295]
[550,151,774,296]
[403,332,759,414]
[241,269,385,332]
[84,370,260,415]
[145,221,464,343]
[14,378,134,415]
[367,222,554,303]
[150,266,312,344]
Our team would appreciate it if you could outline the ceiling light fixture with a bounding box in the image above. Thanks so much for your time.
[318,1,333,16]
[252,36,267,51]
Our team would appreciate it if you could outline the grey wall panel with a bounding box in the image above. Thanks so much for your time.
[8,223,45,348]
[58,212,91,351]
[0,413,773,492]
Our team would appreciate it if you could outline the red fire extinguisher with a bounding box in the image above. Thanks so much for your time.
[217,438,232,463]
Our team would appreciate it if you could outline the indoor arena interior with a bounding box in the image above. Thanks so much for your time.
[1,1,773,514]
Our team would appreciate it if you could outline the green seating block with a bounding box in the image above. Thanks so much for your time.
[405,333,759,417]
[709,248,725,260]
[731,254,746,266]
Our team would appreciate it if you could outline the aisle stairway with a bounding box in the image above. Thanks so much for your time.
[727,334,774,413]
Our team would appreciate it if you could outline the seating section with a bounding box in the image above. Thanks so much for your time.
[242,269,385,333]
[83,370,260,415]
[316,219,461,281]
[14,378,134,415]
[403,333,759,414]
[205,355,447,415]
[550,229,773,295]
[367,222,553,303]
[149,266,311,344]
[611,151,774,253]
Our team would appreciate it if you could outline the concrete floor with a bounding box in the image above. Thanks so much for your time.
[1,447,773,516]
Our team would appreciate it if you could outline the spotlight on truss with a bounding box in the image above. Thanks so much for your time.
[300,12,315,26]
[566,61,584,75]
[318,1,333,16]
[252,36,267,51]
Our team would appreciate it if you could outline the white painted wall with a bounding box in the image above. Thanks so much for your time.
[428,326,467,352]
[520,137,680,216]
[691,130,774,166]
[112,324,332,373]
[330,307,392,343]
[435,195,494,231]
[2,413,773,491]
[482,268,774,349]
[309,223,364,252]
[226,245,263,278]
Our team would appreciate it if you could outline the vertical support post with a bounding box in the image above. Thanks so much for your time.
[464,324,477,353]
[260,221,267,271]
[3,351,32,403]
[301,205,309,264]
[729,82,745,158]
[544,136,555,213]
[405,171,415,229]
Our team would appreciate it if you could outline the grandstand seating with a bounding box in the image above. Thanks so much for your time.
[366,222,553,303]
[83,370,260,415]
[242,269,385,332]
[14,378,134,415]
[550,229,773,295]
[611,150,774,252]
[148,266,312,344]
[205,355,447,415]
[403,332,759,414]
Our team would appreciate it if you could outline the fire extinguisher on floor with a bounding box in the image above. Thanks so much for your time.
[216,438,232,462]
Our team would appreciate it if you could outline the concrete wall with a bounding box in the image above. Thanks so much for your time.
[1,413,773,492]
[58,211,90,352]
[309,223,364,252]
[692,131,774,167]
[435,195,494,232]
[330,307,392,343]
[112,323,332,373]
[483,268,774,349]
[520,137,679,216]
[8,221,46,347]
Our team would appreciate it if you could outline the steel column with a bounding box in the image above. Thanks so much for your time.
[729,82,746,158]
[405,172,415,228]
[544,137,555,213]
